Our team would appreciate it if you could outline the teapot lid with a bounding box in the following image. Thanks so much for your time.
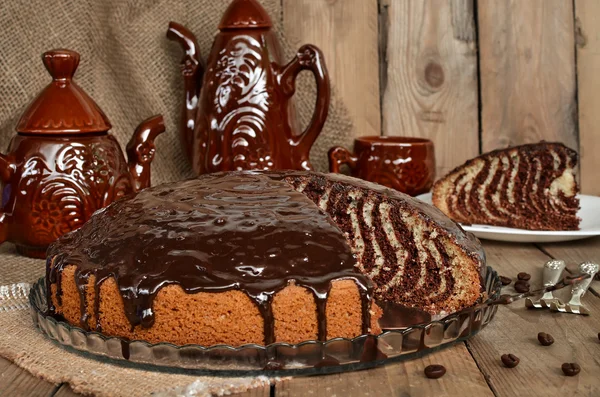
[16,49,112,135]
[218,0,273,30]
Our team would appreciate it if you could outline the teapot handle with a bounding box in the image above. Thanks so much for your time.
[0,212,7,245]
[278,45,330,150]
[328,146,358,174]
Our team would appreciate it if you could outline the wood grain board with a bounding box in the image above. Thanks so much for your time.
[477,0,578,153]
[574,0,600,195]
[380,0,479,177]
[4,239,600,396]
[52,385,78,397]
[538,236,600,295]
[279,344,493,397]
[282,0,381,140]
[0,356,57,396]
[279,0,598,190]
[467,242,600,397]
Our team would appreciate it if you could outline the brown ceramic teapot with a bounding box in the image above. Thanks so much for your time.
[0,49,165,258]
[167,0,330,175]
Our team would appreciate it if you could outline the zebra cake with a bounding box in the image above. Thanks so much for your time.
[280,171,486,315]
[47,171,485,346]
[432,142,580,231]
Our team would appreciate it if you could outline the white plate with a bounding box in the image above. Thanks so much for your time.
[415,193,600,243]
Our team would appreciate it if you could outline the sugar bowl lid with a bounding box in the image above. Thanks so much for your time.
[16,49,112,134]
[218,0,273,30]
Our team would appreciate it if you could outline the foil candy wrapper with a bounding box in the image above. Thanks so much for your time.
[525,259,566,309]
[550,262,599,316]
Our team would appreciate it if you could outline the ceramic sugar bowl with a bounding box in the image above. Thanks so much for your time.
[0,49,165,258]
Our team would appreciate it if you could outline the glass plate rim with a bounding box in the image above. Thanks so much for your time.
[30,266,501,374]
[30,267,501,350]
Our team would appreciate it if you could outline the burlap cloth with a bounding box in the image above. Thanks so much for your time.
[0,0,355,395]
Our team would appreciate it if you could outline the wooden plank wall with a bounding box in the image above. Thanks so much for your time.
[282,0,381,139]
[574,0,600,195]
[282,0,600,194]
[380,0,479,177]
[478,0,578,153]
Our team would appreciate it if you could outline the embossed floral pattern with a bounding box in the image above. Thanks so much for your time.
[395,161,431,188]
[297,46,317,66]
[365,159,433,196]
[17,139,133,246]
[31,200,61,230]
[209,35,273,171]
[234,147,274,170]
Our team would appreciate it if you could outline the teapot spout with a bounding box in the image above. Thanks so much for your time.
[167,22,203,162]
[126,115,165,192]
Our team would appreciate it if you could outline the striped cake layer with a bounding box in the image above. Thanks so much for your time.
[278,172,486,315]
[432,142,580,231]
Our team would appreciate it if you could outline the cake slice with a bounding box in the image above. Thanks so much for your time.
[432,142,580,231]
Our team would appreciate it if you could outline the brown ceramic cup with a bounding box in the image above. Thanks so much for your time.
[328,136,435,196]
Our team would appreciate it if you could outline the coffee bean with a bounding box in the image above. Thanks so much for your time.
[561,363,581,376]
[597,332,599,342]
[537,332,554,346]
[500,276,512,286]
[424,364,446,379]
[501,354,520,368]
[514,280,530,293]
[517,272,531,281]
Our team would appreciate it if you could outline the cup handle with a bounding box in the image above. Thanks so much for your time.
[328,146,358,173]
[278,45,330,151]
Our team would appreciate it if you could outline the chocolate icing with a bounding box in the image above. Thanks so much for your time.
[47,172,374,344]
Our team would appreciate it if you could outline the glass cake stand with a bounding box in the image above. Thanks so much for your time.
[30,267,501,376]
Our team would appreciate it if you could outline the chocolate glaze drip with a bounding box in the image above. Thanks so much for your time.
[377,301,432,329]
[47,172,374,344]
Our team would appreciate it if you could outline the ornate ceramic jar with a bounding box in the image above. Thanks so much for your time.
[0,49,165,257]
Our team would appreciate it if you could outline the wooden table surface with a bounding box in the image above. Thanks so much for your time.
[1,237,599,397]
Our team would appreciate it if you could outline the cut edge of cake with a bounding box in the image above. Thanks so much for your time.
[280,171,486,316]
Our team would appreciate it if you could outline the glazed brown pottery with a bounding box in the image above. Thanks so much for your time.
[0,49,165,258]
[167,0,330,175]
[329,136,435,196]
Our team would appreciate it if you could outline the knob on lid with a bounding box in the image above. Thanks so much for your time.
[218,0,273,30]
[16,49,112,134]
